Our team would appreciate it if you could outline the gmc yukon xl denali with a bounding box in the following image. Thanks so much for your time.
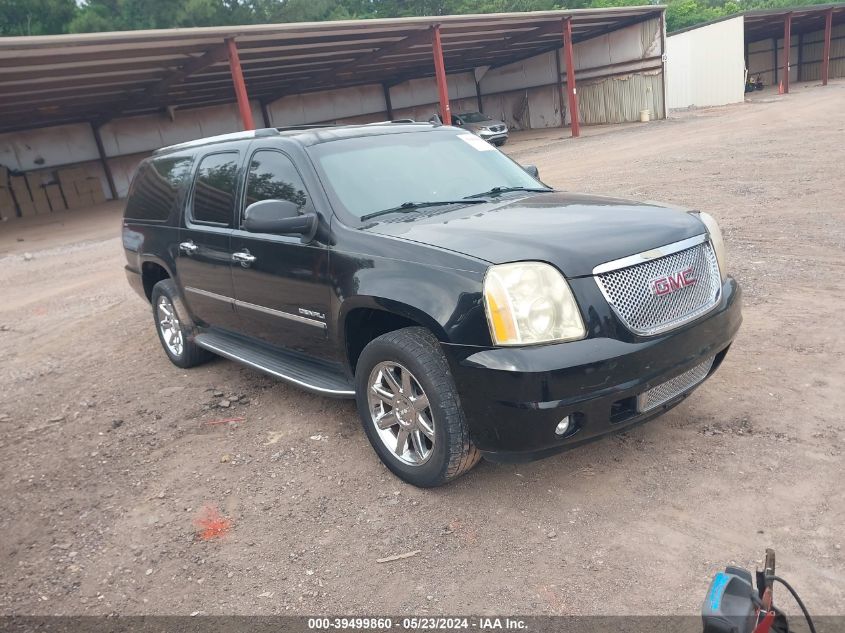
[123,122,742,487]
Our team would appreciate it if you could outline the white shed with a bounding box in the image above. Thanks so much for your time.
[666,16,746,109]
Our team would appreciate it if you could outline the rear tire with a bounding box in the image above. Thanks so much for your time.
[151,279,213,369]
[355,327,481,487]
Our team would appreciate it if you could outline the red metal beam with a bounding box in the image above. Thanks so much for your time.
[782,13,792,94]
[226,37,255,131]
[562,18,580,138]
[822,8,833,85]
[431,25,451,125]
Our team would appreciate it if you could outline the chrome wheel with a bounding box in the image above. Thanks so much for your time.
[367,361,435,466]
[157,295,184,357]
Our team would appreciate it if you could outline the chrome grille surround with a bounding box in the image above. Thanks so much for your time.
[593,234,721,336]
[637,355,715,412]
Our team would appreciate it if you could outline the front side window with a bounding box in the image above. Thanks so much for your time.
[307,130,541,220]
[192,152,239,226]
[243,150,309,221]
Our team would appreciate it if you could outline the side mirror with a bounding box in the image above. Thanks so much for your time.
[522,164,539,179]
[243,199,317,239]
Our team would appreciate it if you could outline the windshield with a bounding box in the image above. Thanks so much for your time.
[458,112,490,123]
[307,130,543,221]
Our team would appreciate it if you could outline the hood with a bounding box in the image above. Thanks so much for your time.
[464,119,505,131]
[363,191,706,278]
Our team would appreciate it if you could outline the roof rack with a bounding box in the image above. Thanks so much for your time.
[365,119,417,125]
[154,120,427,154]
[274,123,341,132]
[274,120,419,131]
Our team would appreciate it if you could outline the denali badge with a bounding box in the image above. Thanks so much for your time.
[298,308,325,320]
[651,268,697,296]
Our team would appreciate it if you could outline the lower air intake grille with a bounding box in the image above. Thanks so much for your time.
[637,356,715,412]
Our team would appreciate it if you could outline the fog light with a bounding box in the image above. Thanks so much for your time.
[555,416,571,436]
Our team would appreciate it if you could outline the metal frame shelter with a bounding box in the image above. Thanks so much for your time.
[740,4,845,91]
[0,6,664,140]
[670,3,845,94]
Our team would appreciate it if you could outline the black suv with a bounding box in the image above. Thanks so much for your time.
[123,122,741,487]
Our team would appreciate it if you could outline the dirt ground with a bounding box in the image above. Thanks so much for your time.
[1,80,843,617]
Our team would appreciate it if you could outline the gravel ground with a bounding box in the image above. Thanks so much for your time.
[0,80,843,617]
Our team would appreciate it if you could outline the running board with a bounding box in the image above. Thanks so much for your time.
[194,330,355,398]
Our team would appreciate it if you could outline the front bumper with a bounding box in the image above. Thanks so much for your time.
[442,277,742,462]
[479,131,508,144]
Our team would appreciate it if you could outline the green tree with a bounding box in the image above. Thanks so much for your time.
[1,0,832,38]
[0,0,77,35]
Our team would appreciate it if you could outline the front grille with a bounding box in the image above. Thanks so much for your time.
[595,240,721,335]
[489,125,505,133]
[637,355,715,412]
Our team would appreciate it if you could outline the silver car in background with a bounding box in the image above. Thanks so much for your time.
[452,111,509,146]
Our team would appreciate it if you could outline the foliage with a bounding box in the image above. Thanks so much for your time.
[0,0,76,35]
[0,0,830,37]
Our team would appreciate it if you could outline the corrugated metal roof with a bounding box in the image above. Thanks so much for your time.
[0,7,664,133]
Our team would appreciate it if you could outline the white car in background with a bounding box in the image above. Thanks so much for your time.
[451,111,509,146]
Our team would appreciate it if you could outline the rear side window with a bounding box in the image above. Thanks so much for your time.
[124,154,193,222]
[192,152,239,226]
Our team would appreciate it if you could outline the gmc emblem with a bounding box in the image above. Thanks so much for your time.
[651,268,697,296]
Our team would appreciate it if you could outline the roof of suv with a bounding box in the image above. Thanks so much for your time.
[153,121,443,156]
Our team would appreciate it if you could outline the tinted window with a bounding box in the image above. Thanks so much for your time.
[459,112,490,123]
[244,150,309,217]
[192,152,239,226]
[124,154,193,222]
[307,131,540,220]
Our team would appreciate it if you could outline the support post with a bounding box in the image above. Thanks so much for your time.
[782,13,792,94]
[555,50,565,128]
[796,33,803,82]
[260,102,272,128]
[822,8,833,85]
[226,37,255,131]
[475,80,483,113]
[772,37,778,85]
[561,17,580,138]
[431,25,451,125]
[382,83,393,120]
[659,10,668,120]
[91,123,117,200]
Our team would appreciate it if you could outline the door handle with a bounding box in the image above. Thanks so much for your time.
[232,250,257,265]
[179,241,198,254]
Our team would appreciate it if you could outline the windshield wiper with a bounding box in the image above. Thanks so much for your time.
[463,185,552,199]
[360,199,488,222]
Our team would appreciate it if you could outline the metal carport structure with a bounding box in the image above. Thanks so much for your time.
[740,3,845,92]
[666,2,845,110]
[0,7,666,212]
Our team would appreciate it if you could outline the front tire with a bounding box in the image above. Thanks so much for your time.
[150,279,213,369]
[355,327,480,487]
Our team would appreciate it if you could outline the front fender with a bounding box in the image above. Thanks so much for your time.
[331,255,491,347]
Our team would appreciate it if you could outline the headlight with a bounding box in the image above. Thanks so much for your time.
[697,211,727,281]
[483,262,586,346]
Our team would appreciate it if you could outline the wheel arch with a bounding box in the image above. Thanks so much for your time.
[340,298,448,375]
[140,257,173,302]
